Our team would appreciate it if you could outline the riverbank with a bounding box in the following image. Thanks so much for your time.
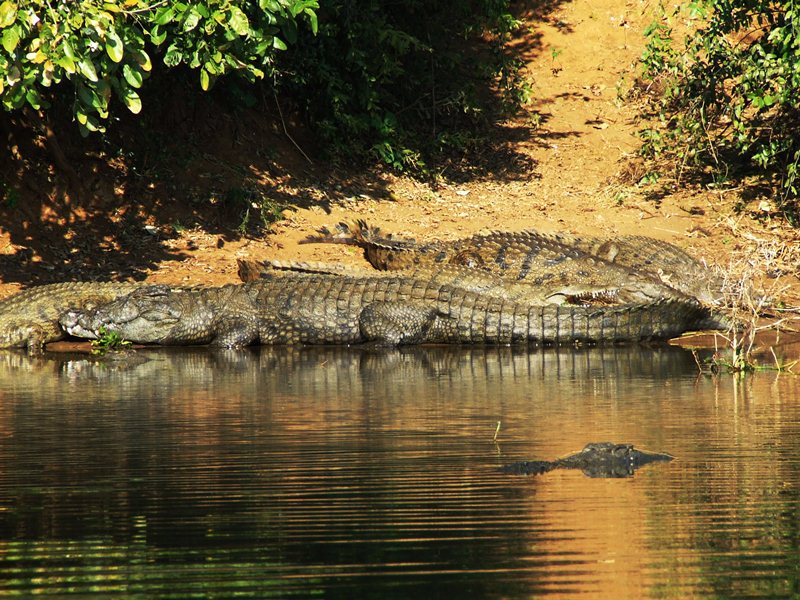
[1,0,798,346]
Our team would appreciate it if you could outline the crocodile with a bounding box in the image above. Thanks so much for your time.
[500,442,674,478]
[0,282,149,353]
[237,258,624,306]
[302,220,724,305]
[59,273,725,347]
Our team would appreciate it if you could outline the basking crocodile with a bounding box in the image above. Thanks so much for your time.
[0,282,148,353]
[501,442,674,478]
[302,221,724,305]
[237,258,624,306]
[60,273,724,347]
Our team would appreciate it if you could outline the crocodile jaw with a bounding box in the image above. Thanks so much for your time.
[60,310,100,340]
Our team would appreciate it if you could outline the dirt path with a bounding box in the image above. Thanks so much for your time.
[1,0,798,313]
[266,0,688,254]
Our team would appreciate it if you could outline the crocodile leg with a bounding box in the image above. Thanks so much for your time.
[358,302,441,345]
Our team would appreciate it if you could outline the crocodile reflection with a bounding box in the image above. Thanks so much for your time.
[0,344,699,399]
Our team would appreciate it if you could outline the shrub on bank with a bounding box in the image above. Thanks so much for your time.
[640,0,800,223]
[0,0,527,174]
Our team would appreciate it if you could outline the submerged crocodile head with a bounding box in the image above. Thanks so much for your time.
[556,442,674,478]
[501,442,674,478]
[60,286,185,344]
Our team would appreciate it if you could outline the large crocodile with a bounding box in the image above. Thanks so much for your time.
[59,273,725,347]
[0,282,148,353]
[500,442,674,478]
[237,258,627,306]
[302,221,724,305]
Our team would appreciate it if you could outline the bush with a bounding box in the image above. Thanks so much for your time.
[1,1,527,176]
[277,0,528,172]
[0,0,318,136]
[640,0,800,221]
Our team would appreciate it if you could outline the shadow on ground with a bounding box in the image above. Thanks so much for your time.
[0,0,585,287]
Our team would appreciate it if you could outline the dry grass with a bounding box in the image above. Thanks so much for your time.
[702,219,800,373]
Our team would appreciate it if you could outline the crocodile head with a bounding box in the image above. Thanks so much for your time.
[554,442,674,478]
[500,442,674,478]
[60,285,184,344]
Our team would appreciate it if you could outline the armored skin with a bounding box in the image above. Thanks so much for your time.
[237,258,635,306]
[0,282,147,353]
[302,220,725,305]
[0,223,730,352]
[60,273,724,347]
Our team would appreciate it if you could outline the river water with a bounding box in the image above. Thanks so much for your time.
[0,344,798,598]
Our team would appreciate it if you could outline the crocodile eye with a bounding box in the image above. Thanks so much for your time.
[612,444,632,457]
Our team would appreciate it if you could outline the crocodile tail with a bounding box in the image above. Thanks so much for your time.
[352,219,401,246]
[237,258,380,282]
[697,308,743,333]
[299,220,378,246]
[300,220,416,251]
[237,258,268,281]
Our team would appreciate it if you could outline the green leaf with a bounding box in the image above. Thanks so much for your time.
[163,45,183,67]
[55,54,76,74]
[77,83,101,110]
[153,7,175,26]
[62,40,77,60]
[199,67,211,91]
[282,18,297,44]
[0,1,16,28]
[105,29,124,62]
[119,83,142,114]
[5,63,19,84]
[183,8,201,32]
[273,36,287,51]
[78,59,99,82]
[1,25,18,53]
[228,7,250,36]
[212,9,227,25]
[122,63,143,88]
[203,58,221,75]
[95,78,111,103]
[150,25,166,45]
[77,112,102,137]
[131,49,152,72]
[25,88,41,110]
[260,0,282,12]
[304,8,318,35]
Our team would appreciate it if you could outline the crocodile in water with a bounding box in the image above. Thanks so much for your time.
[500,442,674,478]
[302,220,723,305]
[59,273,724,347]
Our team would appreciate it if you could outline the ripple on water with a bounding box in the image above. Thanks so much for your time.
[0,346,799,597]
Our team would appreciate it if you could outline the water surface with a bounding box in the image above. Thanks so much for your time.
[0,345,798,598]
